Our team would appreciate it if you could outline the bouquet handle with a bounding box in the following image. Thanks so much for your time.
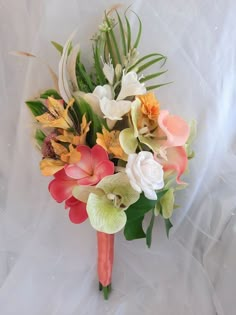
[97,231,114,299]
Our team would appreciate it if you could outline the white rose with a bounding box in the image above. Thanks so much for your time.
[125,151,164,200]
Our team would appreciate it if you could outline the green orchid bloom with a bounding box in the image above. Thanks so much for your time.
[73,173,140,234]
[119,98,161,154]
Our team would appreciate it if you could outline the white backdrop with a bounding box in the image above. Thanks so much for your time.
[0,0,236,314]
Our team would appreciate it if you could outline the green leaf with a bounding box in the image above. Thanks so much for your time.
[51,41,63,54]
[105,32,117,66]
[146,82,172,91]
[76,62,95,92]
[140,70,168,83]
[146,210,155,248]
[125,194,156,222]
[73,93,106,146]
[132,11,142,49]
[40,89,61,100]
[128,53,166,72]
[93,45,106,85]
[25,101,48,116]
[124,216,146,240]
[105,13,122,65]
[35,129,46,147]
[164,218,173,238]
[116,10,127,56]
[137,57,166,73]
[125,190,167,222]
[125,13,131,52]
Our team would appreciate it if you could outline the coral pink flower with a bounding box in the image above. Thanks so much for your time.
[158,110,190,148]
[65,196,88,224]
[155,110,190,184]
[48,144,114,223]
[64,145,114,185]
[156,146,188,184]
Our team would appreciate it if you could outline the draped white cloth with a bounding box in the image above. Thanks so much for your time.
[1,0,236,314]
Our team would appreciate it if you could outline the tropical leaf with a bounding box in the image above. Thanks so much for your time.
[40,89,61,100]
[124,215,146,240]
[105,13,122,65]
[35,129,46,147]
[146,210,155,248]
[26,101,48,117]
[146,82,172,91]
[51,41,63,55]
[140,70,168,83]
[132,11,142,49]
[116,10,127,56]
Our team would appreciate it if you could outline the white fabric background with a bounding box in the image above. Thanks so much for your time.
[0,0,236,314]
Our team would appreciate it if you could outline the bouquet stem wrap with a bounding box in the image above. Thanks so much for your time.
[97,231,114,299]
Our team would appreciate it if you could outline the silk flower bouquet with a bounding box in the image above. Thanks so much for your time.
[21,7,195,299]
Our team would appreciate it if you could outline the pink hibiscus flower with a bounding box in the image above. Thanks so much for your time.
[48,144,114,223]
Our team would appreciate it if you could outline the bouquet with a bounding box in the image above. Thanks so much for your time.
[22,6,195,299]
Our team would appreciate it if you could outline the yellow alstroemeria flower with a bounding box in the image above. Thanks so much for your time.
[96,127,127,160]
[56,114,91,145]
[36,97,74,129]
[40,158,65,176]
[50,140,81,164]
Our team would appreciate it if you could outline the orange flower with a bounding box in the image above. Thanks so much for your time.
[50,140,81,164]
[40,158,65,176]
[96,127,127,160]
[138,92,160,121]
[56,114,91,145]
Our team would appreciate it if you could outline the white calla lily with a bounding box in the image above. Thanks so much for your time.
[117,71,146,100]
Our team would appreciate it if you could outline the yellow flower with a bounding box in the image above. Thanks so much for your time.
[56,114,90,145]
[96,127,127,160]
[50,140,81,164]
[60,144,81,164]
[138,92,160,121]
[36,97,74,129]
[40,158,65,176]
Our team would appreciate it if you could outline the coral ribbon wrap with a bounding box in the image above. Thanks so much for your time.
[97,232,114,290]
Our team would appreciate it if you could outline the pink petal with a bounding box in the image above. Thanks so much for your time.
[65,164,90,179]
[65,197,88,224]
[76,175,100,186]
[94,160,114,181]
[64,145,93,179]
[49,177,76,202]
[91,144,109,167]
[160,146,188,184]
[54,168,71,180]
[158,110,190,148]
[76,145,93,174]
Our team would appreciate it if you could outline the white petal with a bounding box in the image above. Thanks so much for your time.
[67,43,80,92]
[93,84,113,100]
[100,98,131,120]
[58,30,77,102]
[143,188,157,200]
[75,91,103,117]
[117,71,146,100]
[103,63,114,85]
